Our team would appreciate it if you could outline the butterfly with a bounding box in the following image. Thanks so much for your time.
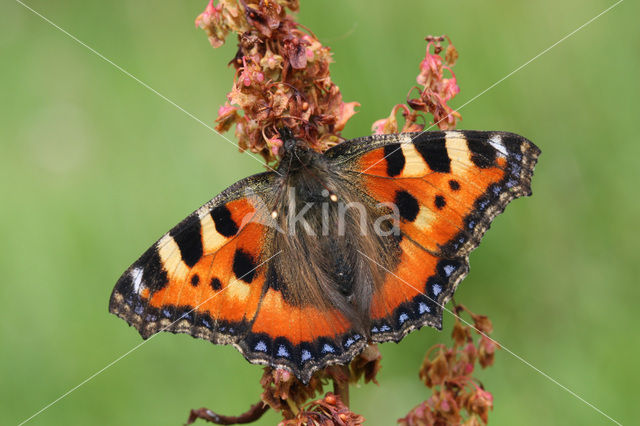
[109,129,540,383]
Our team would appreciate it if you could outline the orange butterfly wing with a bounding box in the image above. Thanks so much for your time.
[109,174,276,345]
[326,130,540,341]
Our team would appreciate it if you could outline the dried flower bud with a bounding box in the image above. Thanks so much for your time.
[215,102,240,132]
[374,35,461,134]
[349,344,382,384]
[407,305,500,425]
[452,317,472,346]
[445,43,459,66]
[466,384,494,423]
[281,393,365,426]
[260,367,323,417]
[199,0,358,163]
[478,336,497,368]
[471,313,493,335]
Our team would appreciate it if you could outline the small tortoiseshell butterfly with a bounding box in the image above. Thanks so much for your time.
[110,130,540,383]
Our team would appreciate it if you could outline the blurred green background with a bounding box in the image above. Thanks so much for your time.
[2,0,638,425]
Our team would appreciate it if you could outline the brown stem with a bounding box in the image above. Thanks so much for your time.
[186,401,269,425]
[333,379,350,407]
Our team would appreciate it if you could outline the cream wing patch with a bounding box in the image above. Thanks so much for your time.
[444,132,474,176]
[158,234,190,282]
[198,208,228,253]
[401,143,430,177]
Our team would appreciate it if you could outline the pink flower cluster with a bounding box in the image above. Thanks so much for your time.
[399,305,498,426]
[260,345,381,422]
[197,0,358,164]
[280,393,365,426]
[373,35,461,135]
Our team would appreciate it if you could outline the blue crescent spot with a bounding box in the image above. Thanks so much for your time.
[443,264,456,277]
[399,313,409,324]
[254,341,268,352]
[301,349,312,361]
[322,343,335,354]
[433,283,442,296]
[419,302,430,314]
[277,345,290,358]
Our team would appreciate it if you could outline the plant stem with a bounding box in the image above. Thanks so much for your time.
[333,379,350,407]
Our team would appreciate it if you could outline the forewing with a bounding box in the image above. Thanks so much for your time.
[109,172,277,346]
[326,130,540,341]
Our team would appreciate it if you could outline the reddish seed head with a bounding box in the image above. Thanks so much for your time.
[375,35,461,134]
[200,0,356,164]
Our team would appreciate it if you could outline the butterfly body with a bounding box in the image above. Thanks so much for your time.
[269,135,400,338]
[110,130,540,382]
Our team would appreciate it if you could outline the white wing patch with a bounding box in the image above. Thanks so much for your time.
[489,134,508,157]
[130,267,145,294]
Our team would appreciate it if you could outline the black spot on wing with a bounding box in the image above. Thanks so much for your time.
[467,139,497,168]
[413,134,451,173]
[210,277,222,291]
[449,179,460,191]
[394,190,420,222]
[170,215,203,268]
[434,195,446,209]
[190,274,200,286]
[139,246,168,293]
[233,249,257,283]
[210,205,239,237]
[383,143,405,176]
